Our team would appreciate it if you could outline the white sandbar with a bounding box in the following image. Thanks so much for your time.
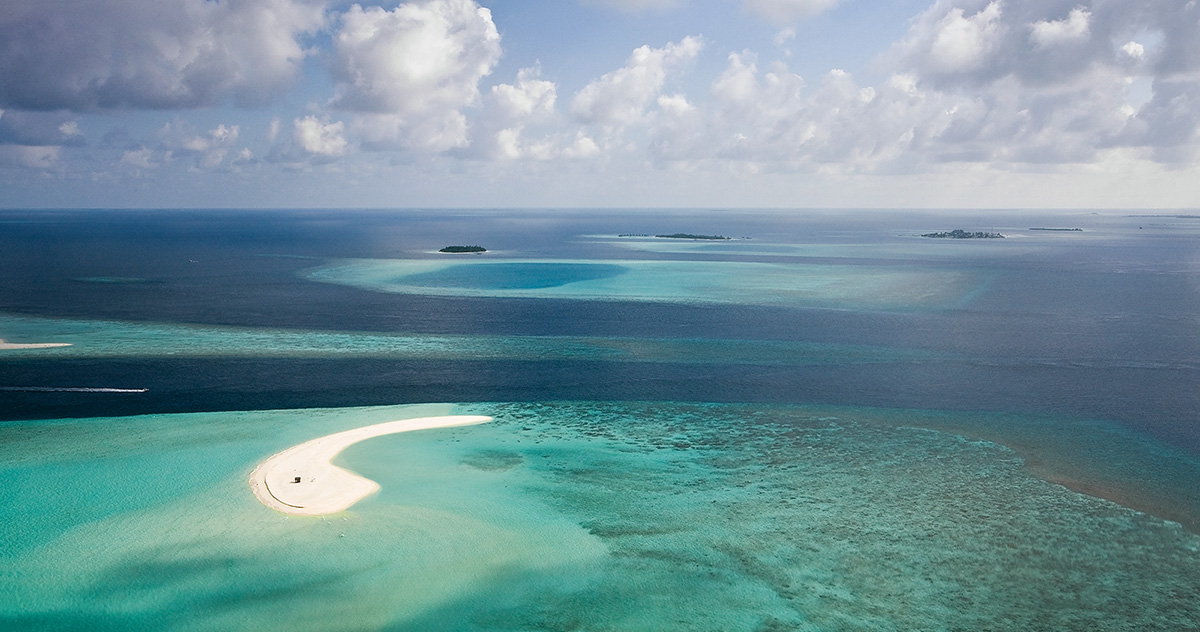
[249,415,493,516]
[0,338,71,350]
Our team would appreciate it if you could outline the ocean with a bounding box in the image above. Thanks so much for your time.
[1,208,1198,630]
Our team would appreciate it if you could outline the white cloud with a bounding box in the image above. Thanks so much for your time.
[571,37,703,126]
[925,2,1004,75]
[350,111,470,152]
[159,121,242,170]
[1121,41,1145,60]
[886,0,1200,164]
[641,31,1149,175]
[561,132,601,159]
[294,117,349,157]
[1030,7,1091,49]
[491,67,558,121]
[330,0,500,151]
[744,0,840,23]
[0,0,325,111]
[712,51,772,106]
[466,65,611,163]
[469,66,567,161]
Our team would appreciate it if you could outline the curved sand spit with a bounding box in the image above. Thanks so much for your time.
[249,415,493,516]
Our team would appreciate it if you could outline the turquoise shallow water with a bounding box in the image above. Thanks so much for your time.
[3,209,1199,630]
[305,258,976,311]
[2,402,1198,631]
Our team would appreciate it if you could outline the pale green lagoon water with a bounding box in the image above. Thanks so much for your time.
[2,402,1198,631]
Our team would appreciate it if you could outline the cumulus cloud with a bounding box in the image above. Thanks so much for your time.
[267,116,350,166]
[571,37,703,127]
[463,65,610,162]
[158,121,243,171]
[491,67,558,121]
[908,1,1005,78]
[1121,41,1145,60]
[639,14,1171,176]
[1030,6,1091,49]
[0,0,326,111]
[688,56,914,168]
[470,66,562,160]
[881,0,1200,164]
[744,0,840,23]
[293,117,349,157]
[330,0,500,151]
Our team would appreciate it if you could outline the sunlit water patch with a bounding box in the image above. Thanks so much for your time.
[2,402,1197,631]
[307,258,976,311]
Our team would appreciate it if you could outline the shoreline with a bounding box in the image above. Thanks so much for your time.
[248,415,493,516]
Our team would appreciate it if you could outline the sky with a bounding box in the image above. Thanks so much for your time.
[1,0,1198,209]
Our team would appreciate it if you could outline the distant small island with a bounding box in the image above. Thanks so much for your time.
[1029,227,1083,232]
[654,233,731,240]
[921,230,1005,239]
[439,245,487,253]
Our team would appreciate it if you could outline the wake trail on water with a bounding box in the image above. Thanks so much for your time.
[0,386,149,393]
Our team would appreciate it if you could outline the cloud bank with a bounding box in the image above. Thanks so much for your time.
[0,0,1198,207]
[0,0,325,111]
[332,0,501,151]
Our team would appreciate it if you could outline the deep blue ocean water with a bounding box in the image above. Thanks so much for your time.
[1,209,1198,630]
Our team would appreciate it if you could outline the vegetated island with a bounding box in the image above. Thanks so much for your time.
[617,233,732,240]
[1029,227,1083,232]
[921,229,1005,239]
[438,245,487,253]
[656,233,731,240]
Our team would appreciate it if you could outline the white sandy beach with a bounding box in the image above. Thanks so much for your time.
[0,338,71,349]
[249,415,493,516]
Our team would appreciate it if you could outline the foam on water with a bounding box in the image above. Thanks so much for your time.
[2,402,1198,630]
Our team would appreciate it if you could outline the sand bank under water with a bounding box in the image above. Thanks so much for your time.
[249,415,493,516]
[0,338,71,349]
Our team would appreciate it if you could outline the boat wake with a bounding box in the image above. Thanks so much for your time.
[0,386,149,393]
